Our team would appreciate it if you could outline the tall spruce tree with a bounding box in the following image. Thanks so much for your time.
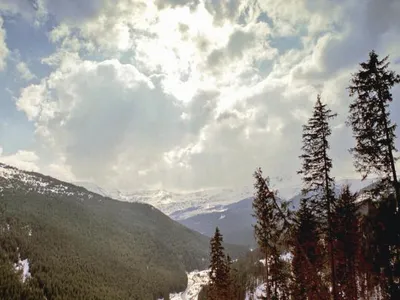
[292,200,324,300]
[357,213,377,299]
[347,50,400,209]
[298,95,338,300]
[365,195,400,299]
[252,168,284,300]
[332,186,361,300]
[208,227,230,300]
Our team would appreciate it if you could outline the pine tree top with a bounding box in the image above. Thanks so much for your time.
[298,94,337,210]
[349,50,400,101]
[347,50,399,196]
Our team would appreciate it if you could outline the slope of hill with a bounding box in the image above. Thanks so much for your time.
[180,197,256,247]
[0,163,245,299]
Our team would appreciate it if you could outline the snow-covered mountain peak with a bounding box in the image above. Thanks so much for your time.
[74,176,378,222]
[3,162,379,223]
[74,182,256,220]
[0,163,99,201]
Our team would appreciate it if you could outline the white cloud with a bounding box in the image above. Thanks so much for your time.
[17,55,213,189]
[43,0,107,23]
[43,155,76,183]
[0,17,9,71]
[16,61,36,81]
[17,83,48,121]
[4,0,400,190]
[0,0,37,19]
[0,147,39,172]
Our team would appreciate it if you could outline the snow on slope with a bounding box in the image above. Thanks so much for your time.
[75,183,256,220]
[76,176,376,221]
[246,282,267,300]
[169,270,210,300]
[0,163,100,202]
[1,162,377,222]
[166,269,271,300]
[13,251,31,284]
[75,175,304,221]
[14,258,31,283]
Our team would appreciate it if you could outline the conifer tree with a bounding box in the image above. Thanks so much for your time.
[357,210,377,299]
[332,186,361,300]
[252,168,284,300]
[292,200,324,300]
[225,255,235,298]
[298,95,338,299]
[364,195,400,299]
[347,50,400,208]
[208,227,230,300]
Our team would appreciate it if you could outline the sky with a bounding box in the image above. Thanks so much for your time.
[0,0,399,192]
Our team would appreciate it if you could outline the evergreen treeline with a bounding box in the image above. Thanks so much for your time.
[203,50,400,299]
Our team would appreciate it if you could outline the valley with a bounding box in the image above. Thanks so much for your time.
[0,163,246,299]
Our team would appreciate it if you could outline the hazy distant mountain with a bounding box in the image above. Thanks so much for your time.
[75,182,256,220]
[73,177,378,247]
[0,163,245,299]
[180,197,257,247]
[178,178,378,246]
[74,176,303,221]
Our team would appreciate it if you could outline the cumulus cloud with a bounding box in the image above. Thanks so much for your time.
[0,147,39,172]
[43,0,107,23]
[204,0,262,25]
[206,23,274,74]
[156,0,200,10]
[4,0,400,191]
[290,0,400,83]
[17,55,217,188]
[0,0,39,20]
[16,61,36,81]
[0,17,9,71]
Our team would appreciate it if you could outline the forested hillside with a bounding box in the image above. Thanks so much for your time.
[0,163,245,299]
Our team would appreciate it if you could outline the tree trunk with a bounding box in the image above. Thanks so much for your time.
[265,250,270,300]
[322,130,338,300]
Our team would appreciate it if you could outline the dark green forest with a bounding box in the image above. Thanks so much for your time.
[0,164,245,299]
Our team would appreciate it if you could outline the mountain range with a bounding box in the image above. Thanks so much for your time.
[76,178,377,247]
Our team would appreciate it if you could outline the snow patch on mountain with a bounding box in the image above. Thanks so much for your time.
[76,176,378,221]
[0,163,101,201]
[169,269,209,300]
[246,282,267,300]
[75,182,255,220]
[166,268,278,300]
[14,256,31,283]
[2,162,380,223]
[75,176,304,221]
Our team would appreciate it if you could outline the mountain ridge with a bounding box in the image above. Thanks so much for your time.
[179,178,379,246]
[74,177,378,222]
